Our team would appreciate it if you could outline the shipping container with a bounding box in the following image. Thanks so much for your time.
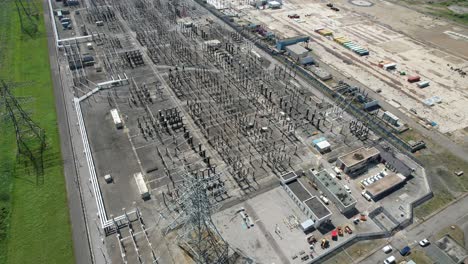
[134,172,150,200]
[383,63,397,70]
[407,75,420,83]
[110,109,123,129]
[417,80,430,88]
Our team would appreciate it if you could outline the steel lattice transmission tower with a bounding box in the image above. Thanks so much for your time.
[1,81,46,183]
[13,0,40,35]
[167,171,230,263]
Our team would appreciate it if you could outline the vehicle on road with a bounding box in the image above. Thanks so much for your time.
[419,239,430,247]
[288,14,300,19]
[383,255,396,264]
[382,245,393,253]
[400,246,411,256]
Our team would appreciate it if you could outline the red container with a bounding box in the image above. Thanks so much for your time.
[408,75,420,83]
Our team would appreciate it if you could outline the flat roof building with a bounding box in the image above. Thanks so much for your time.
[285,43,308,60]
[336,147,380,175]
[382,111,399,126]
[304,197,332,220]
[312,170,357,214]
[365,172,406,200]
[315,140,331,154]
[281,172,332,227]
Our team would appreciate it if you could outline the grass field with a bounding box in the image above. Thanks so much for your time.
[406,250,433,264]
[435,225,465,247]
[400,128,468,219]
[0,1,74,263]
[399,0,468,25]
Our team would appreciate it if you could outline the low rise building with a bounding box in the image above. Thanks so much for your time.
[281,172,332,227]
[336,147,380,175]
[285,43,308,60]
[364,172,406,200]
[382,111,399,126]
[311,170,357,214]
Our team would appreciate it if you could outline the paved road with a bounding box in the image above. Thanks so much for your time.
[359,194,468,263]
[42,0,93,263]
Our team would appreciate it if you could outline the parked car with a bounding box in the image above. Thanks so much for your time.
[419,239,430,247]
[344,185,351,193]
[361,190,372,201]
[344,225,352,234]
[400,246,411,256]
[382,245,393,254]
[383,255,396,264]
[320,195,329,205]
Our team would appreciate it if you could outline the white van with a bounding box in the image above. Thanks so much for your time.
[383,255,395,264]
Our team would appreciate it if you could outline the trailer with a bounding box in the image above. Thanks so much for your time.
[110,108,123,129]
[134,172,150,200]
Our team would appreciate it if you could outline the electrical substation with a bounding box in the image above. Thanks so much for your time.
[48,0,436,262]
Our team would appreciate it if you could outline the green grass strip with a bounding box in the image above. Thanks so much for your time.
[0,0,74,263]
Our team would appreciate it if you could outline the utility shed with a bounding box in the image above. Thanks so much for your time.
[366,173,406,200]
[300,219,315,232]
[315,140,331,154]
[300,56,315,65]
[285,43,308,60]
[382,111,399,126]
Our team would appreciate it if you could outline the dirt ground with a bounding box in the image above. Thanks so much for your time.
[224,0,468,137]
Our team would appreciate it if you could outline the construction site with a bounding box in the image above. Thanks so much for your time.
[44,0,462,263]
